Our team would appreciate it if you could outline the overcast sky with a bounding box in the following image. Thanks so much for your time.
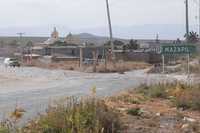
[0,0,199,38]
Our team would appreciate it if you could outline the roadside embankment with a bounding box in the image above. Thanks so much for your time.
[1,83,200,133]
[25,60,151,73]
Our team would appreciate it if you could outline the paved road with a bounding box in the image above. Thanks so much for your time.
[0,60,184,124]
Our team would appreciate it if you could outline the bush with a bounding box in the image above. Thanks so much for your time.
[138,84,169,99]
[22,97,121,133]
[175,87,200,110]
[127,108,142,116]
[137,83,200,111]
[0,127,9,133]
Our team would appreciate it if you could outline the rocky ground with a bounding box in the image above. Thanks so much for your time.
[106,90,200,133]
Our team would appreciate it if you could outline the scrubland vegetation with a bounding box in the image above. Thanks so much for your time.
[29,60,150,73]
[1,83,200,133]
[88,61,151,73]
[0,89,121,133]
[137,83,200,110]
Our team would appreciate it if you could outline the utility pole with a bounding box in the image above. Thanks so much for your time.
[106,0,114,59]
[17,32,25,42]
[185,0,189,41]
[199,0,200,35]
[17,32,25,62]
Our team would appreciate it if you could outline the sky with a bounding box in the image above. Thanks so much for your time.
[0,0,199,39]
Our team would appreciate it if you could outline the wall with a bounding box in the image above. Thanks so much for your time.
[115,51,162,64]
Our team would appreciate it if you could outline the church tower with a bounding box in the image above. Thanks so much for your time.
[51,27,59,39]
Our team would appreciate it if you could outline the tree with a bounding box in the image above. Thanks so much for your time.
[176,38,181,44]
[113,40,124,46]
[25,41,33,54]
[113,40,124,50]
[8,40,19,48]
[26,41,33,48]
[127,39,139,50]
[105,40,124,46]
[51,40,66,46]
[185,31,199,43]
[0,40,4,48]
[104,41,111,47]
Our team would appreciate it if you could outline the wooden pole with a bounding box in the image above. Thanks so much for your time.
[93,49,97,72]
[187,54,190,76]
[185,0,189,40]
[162,55,165,74]
[104,47,107,71]
[106,0,114,58]
[79,47,83,70]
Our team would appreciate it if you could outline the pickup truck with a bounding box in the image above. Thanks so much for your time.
[4,58,21,67]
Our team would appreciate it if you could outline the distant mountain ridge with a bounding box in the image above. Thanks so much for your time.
[0,32,175,46]
[0,24,192,40]
[0,33,125,46]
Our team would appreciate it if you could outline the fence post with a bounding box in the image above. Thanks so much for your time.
[162,55,165,74]
[79,47,83,70]
[187,53,190,77]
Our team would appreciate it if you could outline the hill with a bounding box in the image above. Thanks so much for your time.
[0,33,174,46]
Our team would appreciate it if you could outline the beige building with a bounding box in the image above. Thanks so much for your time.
[43,27,59,45]
[51,27,59,39]
[65,32,81,45]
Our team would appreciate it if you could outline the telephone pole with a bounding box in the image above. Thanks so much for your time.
[17,32,25,43]
[17,32,25,39]
[185,0,189,40]
[17,32,25,61]
[198,0,200,35]
[106,0,114,59]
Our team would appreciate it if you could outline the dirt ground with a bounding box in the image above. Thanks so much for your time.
[25,60,80,71]
[106,91,200,133]
[26,60,151,73]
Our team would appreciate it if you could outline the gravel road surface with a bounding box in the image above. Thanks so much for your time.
[0,59,187,124]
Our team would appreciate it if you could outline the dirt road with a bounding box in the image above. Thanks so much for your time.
[0,61,188,124]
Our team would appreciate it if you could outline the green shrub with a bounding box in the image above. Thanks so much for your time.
[137,83,200,111]
[22,97,121,133]
[127,108,142,116]
[0,128,9,133]
[138,84,169,99]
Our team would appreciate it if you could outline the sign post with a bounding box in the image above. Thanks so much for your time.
[161,45,196,55]
[187,54,190,76]
[162,55,165,74]
[161,45,196,76]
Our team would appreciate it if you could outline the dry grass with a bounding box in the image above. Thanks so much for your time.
[25,60,80,71]
[24,60,151,73]
[28,60,151,73]
[2,83,200,133]
[105,83,200,133]
[0,94,122,133]
[21,97,121,133]
[96,61,151,73]
[136,83,200,112]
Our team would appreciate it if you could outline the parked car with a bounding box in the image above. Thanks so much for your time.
[83,59,94,65]
[4,58,20,67]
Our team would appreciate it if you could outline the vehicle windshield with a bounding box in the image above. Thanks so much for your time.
[9,58,18,61]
